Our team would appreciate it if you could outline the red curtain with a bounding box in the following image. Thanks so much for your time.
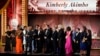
[7,0,22,30]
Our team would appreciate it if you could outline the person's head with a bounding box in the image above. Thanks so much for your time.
[52,25,58,31]
[24,26,27,30]
[35,25,39,29]
[38,26,42,30]
[76,28,80,32]
[46,24,50,29]
[58,24,63,30]
[28,26,32,31]
[17,25,21,30]
[72,25,76,31]
[87,29,92,35]
[82,26,87,32]
[66,26,71,32]
[7,25,10,30]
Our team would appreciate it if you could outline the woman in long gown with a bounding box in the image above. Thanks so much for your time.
[15,25,23,54]
[80,26,88,56]
[4,26,12,52]
[65,26,73,56]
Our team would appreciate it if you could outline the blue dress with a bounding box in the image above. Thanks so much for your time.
[80,31,87,50]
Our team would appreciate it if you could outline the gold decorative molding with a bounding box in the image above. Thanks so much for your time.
[1,9,7,44]
[0,0,10,14]
[1,9,6,36]
[22,0,28,26]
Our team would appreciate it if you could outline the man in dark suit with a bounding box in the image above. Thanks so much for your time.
[71,26,77,54]
[33,25,38,53]
[87,29,92,56]
[74,28,81,54]
[57,24,65,56]
[36,26,44,53]
[44,25,52,53]
[51,26,58,54]
[26,26,33,54]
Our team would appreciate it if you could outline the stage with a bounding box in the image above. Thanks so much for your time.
[0,45,100,56]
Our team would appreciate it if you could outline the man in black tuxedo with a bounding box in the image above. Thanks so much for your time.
[26,26,33,54]
[57,24,65,56]
[74,28,81,53]
[71,26,77,54]
[87,29,92,56]
[44,25,52,53]
[51,26,58,54]
[33,25,38,53]
[36,26,44,53]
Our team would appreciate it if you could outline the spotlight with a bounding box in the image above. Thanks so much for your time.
[10,19,18,30]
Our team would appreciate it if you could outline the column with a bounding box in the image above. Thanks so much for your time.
[22,0,28,26]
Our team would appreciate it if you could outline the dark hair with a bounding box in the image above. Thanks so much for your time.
[77,28,80,31]
[17,25,20,28]
[17,25,22,30]
[83,26,87,32]
[36,25,39,27]
[66,26,71,31]
[35,25,39,29]
[24,26,27,28]
[88,29,92,35]
[47,25,49,27]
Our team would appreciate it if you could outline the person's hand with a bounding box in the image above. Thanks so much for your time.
[74,39,76,43]
[8,35,10,38]
[76,41,78,43]
[26,35,29,37]
[11,34,15,37]
[57,38,59,41]
[38,38,40,40]
[82,39,85,43]
[44,37,47,39]
[84,38,87,40]
[51,38,53,40]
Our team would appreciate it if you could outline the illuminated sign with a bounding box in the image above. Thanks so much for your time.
[28,0,97,12]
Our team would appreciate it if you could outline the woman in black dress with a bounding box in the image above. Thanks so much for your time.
[80,26,88,56]
[4,26,12,52]
[87,29,92,56]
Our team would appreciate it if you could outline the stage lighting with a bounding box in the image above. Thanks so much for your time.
[10,19,18,30]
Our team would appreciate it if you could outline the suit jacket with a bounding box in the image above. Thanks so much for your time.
[44,28,52,39]
[75,32,81,44]
[58,29,65,41]
[87,34,92,46]
[52,30,58,41]
[33,29,38,39]
[80,31,87,43]
[37,30,44,40]
[71,31,76,41]
[27,30,33,42]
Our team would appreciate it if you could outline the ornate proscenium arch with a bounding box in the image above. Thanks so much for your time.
[0,0,10,14]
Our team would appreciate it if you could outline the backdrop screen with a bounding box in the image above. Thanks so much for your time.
[28,14,100,39]
[28,0,97,14]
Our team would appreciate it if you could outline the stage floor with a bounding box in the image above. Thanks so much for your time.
[0,45,100,56]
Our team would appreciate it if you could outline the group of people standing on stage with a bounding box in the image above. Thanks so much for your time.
[4,24,92,56]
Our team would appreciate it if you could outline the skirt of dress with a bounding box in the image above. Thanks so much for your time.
[80,42,87,50]
[16,36,23,53]
[65,35,73,54]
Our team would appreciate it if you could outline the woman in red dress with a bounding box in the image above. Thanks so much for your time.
[15,25,23,54]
